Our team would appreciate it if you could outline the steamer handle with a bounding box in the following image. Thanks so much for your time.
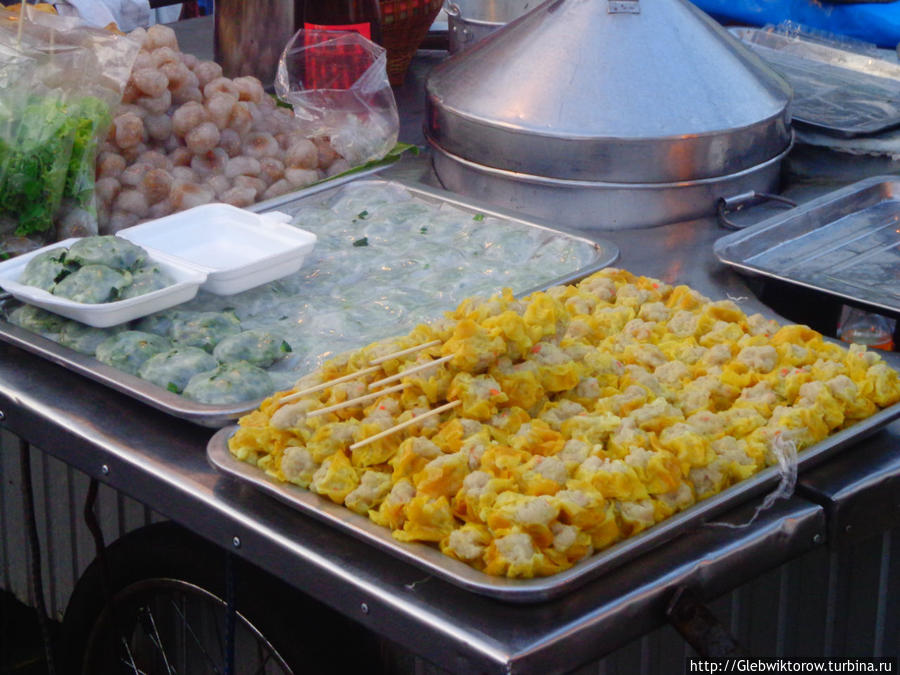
[717,191,797,230]
[444,1,460,17]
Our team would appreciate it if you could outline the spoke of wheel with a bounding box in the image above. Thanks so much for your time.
[251,642,275,675]
[169,596,223,674]
[141,605,176,675]
[120,632,145,674]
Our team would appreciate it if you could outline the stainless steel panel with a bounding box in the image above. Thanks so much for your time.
[732,27,900,138]
[0,179,616,428]
[207,399,899,602]
[714,175,900,315]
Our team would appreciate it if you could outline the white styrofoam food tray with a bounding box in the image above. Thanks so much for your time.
[0,239,207,328]
[117,204,318,296]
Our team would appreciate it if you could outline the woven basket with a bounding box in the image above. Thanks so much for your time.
[380,0,443,86]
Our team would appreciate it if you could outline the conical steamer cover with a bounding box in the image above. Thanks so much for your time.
[425,0,792,183]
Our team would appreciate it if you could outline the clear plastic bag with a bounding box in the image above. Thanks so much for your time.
[0,7,139,254]
[274,29,399,167]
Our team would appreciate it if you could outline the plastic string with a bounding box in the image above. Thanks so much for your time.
[707,432,798,530]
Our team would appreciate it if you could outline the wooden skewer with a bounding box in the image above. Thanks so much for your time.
[279,364,382,405]
[369,339,442,365]
[349,400,461,451]
[306,383,407,418]
[367,354,454,390]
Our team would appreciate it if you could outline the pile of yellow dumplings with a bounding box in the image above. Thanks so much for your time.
[229,268,900,578]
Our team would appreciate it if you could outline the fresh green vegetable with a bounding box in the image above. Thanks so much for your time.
[353,237,369,247]
[0,96,111,236]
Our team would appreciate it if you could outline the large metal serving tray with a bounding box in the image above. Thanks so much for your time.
[714,175,900,316]
[208,399,900,602]
[731,27,900,137]
[0,179,617,428]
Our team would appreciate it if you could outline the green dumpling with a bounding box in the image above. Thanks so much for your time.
[52,265,132,304]
[20,249,71,292]
[67,236,147,271]
[170,311,242,352]
[119,265,174,300]
[212,330,291,368]
[133,309,196,337]
[58,321,123,355]
[95,330,172,375]
[182,361,274,405]
[7,304,68,340]
[137,347,218,394]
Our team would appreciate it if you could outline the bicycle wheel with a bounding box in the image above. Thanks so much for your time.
[62,522,383,675]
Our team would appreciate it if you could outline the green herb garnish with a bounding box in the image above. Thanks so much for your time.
[419,226,428,234]
[280,340,292,353]
[166,382,179,393]
[473,213,485,222]
[353,237,369,247]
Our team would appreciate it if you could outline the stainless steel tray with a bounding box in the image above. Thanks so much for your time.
[0,179,617,428]
[731,27,900,137]
[207,401,900,602]
[714,175,900,315]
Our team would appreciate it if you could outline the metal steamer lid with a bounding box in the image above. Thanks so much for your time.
[424,0,793,184]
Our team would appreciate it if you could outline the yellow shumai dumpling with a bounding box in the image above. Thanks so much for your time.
[448,372,509,420]
[859,363,900,408]
[654,481,696,520]
[479,443,531,480]
[389,436,443,482]
[344,470,392,516]
[483,530,558,578]
[452,470,516,524]
[666,285,709,311]
[440,523,493,570]
[688,459,730,500]
[279,442,318,488]
[559,411,621,446]
[522,292,569,343]
[616,499,657,537]
[509,419,566,457]
[623,446,683,495]
[655,422,715,474]
[555,488,621,549]
[442,318,506,373]
[709,436,762,483]
[305,420,359,463]
[490,358,544,410]
[486,492,560,549]
[413,451,469,499]
[769,324,820,347]
[482,310,535,361]
[530,342,581,393]
[592,305,638,339]
[392,495,456,543]
[369,478,415,530]
[544,522,593,570]
[795,381,845,431]
[514,454,569,496]
[310,451,359,504]
[572,456,650,501]
[825,375,877,422]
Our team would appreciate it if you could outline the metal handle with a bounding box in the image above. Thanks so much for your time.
[717,191,797,230]
[667,587,747,659]
[444,1,461,17]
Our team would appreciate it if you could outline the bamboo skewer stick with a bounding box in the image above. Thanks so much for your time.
[367,354,453,390]
[349,400,461,451]
[369,339,442,365]
[279,364,382,405]
[306,383,407,418]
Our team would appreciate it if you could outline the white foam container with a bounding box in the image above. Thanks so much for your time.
[117,204,318,296]
[0,239,208,328]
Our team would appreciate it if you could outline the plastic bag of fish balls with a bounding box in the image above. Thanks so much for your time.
[96,24,353,234]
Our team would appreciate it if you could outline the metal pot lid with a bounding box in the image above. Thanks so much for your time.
[425,0,793,183]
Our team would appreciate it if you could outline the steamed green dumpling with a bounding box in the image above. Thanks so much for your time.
[119,265,174,300]
[134,309,195,337]
[7,304,68,339]
[212,330,291,368]
[182,361,274,404]
[67,236,147,270]
[95,330,172,375]
[58,321,123,355]
[170,312,242,352]
[20,249,70,291]
[137,347,218,394]
[52,265,132,304]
